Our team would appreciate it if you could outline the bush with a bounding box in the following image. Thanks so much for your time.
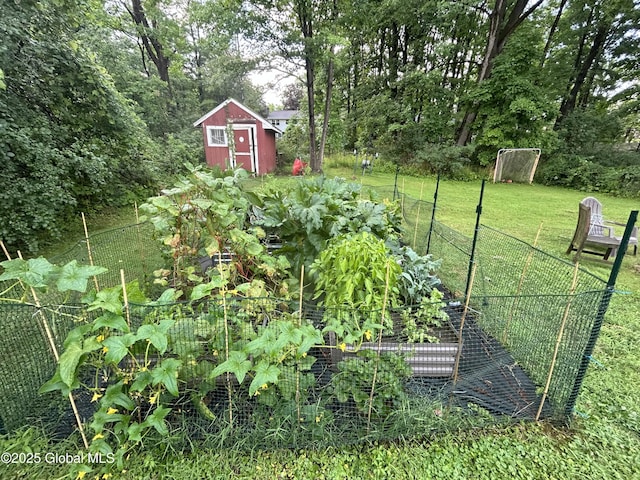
[536,153,640,197]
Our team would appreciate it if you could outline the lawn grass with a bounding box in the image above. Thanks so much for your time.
[1,164,639,479]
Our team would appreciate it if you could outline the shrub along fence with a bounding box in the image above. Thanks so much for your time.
[0,179,634,452]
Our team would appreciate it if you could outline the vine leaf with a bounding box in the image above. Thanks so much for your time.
[56,260,107,292]
[92,312,130,333]
[209,351,252,384]
[102,333,136,364]
[249,361,280,396]
[88,287,123,314]
[136,319,174,354]
[0,257,56,289]
[145,406,171,436]
[151,358,182,396]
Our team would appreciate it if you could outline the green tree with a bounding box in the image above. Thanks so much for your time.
[0,0,157,253]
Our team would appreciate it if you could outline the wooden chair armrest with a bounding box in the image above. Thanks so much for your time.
[604,219,625,226]
[592,222,614,237]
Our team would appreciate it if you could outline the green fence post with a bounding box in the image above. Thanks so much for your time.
[464,180,485,301]
[393,164,400,201]
[426,174,440,255]
[564,210,638,420]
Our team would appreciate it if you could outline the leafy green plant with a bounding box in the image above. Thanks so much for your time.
[399,288,449,343]
[140,164,292,300]
[391,243,442,305]
[249,176,402,275]
[331,350,411,416]
[311,231,401,347]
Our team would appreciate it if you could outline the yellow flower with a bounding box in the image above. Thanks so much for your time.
[91,392,102,403]
[261,383,268,390]
[339,343,346,352]
[149,392,159,405]
[92,433,104,441]
[102,346,109,354]
[96,334,105,343]
[106,407,118,415]
[76,471,87,480]
[102,474,113,479]
[364,330,372,341]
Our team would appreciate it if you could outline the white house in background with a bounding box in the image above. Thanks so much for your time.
[267,110,300,137]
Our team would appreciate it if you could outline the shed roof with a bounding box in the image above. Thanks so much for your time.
[193,98,282,134]
[267,110,300,121]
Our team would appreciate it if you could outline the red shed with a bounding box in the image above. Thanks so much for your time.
[193,98,282,175]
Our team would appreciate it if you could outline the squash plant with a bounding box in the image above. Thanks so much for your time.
[139,164,291,300]
[249,176,403,276]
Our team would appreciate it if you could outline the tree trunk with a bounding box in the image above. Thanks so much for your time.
[540,0,569,69]
[319,53,334,166]
[127,0,172,93]
[556,24,609,126]
[456,0,544,146]
[296,0,319,171]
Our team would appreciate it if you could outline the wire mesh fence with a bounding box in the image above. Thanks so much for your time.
[0,182,612,449]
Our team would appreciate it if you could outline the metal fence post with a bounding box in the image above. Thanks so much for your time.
[464,180,485,301]
[563,210,638,420]
[426,174,440,255]
[393,164,400,201]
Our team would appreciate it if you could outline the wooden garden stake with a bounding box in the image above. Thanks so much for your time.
[502,222,543,343]
[134,201,140,225]
[120,269,130,328]
[453,262,478,384]
[296,265,305,423]
[298,265,304,327]
[536,262,580,421]
[0,240,11,262]
[82,213,100,292]
[218,251,233,426]
[366,261,391,431]
[412,182,424,250]
[16,251,90,449]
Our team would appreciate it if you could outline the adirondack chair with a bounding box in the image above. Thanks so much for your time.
[581,196,637,256]
[566,203,621,261]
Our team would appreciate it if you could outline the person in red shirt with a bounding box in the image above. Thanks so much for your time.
[292,157,306,176]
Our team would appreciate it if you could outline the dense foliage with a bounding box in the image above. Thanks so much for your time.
[3,0,640,254]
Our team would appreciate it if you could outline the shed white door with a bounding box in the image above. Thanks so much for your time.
[232,126,256,173]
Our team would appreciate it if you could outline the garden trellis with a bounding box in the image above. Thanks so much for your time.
[0,177,632,452]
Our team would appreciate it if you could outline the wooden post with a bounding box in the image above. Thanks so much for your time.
[82,213,100,292]
[0,240,12,261]
[535,262,580,421]
[367,261,391,430]
[120,269,130,328]
[16,251,89,449]
[502,222,543,343]
[453,262,478,384]
[296,265,305,423]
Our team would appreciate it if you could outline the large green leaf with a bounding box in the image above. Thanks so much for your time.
[102,333,136,364]
[58,342,84,387]
[209,350,252,384]
[249,361,280,396]
[91,312,130,333]
[0,257,57,289]
[136,319,174,354]
[151,358,182,396]
[56,260,107,292]
[145,406,171,436]
[88,287,123,314]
